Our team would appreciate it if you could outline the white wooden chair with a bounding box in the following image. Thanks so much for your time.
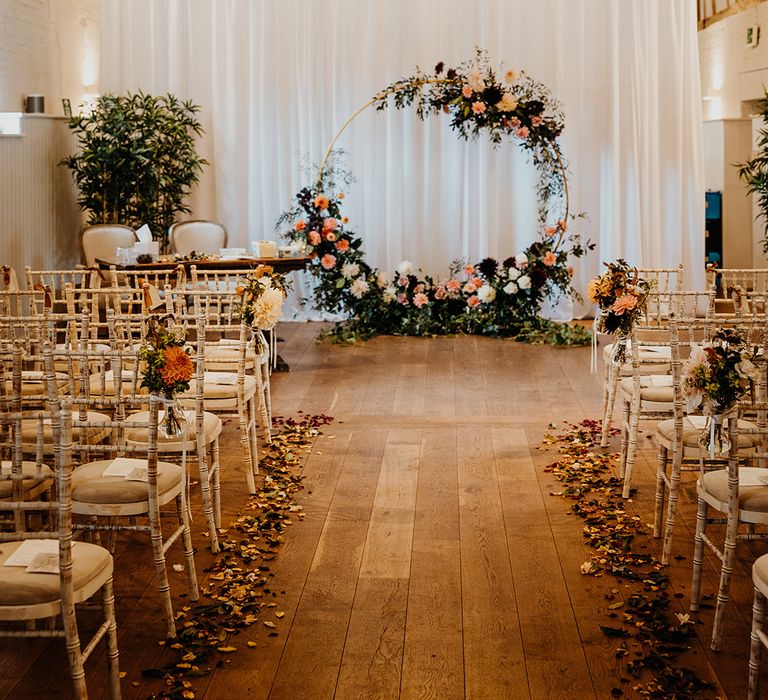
[170,220,227,256]
[690,405,768,651]
[81,224,137,267]
[0,349,121,699]
[749,553,768,699]
[599,265,685,448]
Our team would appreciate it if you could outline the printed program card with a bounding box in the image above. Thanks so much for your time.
[3,539,58,567]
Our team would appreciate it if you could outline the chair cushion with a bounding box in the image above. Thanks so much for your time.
[0,540,112,606]
[656,417,762,450]
[0,460,53,499]
[71,458,181,505]
[700,468,768,513]
[180,373,257,406]
[21,411,111,450]
[619,376,674,404]
[8,371,70,398]
[124,410,222,450]
[753,553,768,597]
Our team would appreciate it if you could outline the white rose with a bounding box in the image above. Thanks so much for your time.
[503,281,518,295]
[376,270,389,288]
[341,262,360,279]
[517,274,531,290]
[515,253,528,267]
[477,284,496,303]
[383,286,397,303]
[349,276,370,299]
[397,260,414,276]
[507,267,521,281]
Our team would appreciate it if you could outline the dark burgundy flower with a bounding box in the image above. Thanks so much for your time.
[477,257,498,278]
[502,256,516,269]
[435,61,444,75]
[446,68,457,80]
[482,85,502,105]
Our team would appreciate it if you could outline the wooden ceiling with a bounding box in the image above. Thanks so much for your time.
[698,0,766,29]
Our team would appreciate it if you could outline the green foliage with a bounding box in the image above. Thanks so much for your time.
[62,92,208,252]
[738,91,768,255]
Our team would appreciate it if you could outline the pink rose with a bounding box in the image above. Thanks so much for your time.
[509,117,521,128]
[414,293,429,308]
[397,293,409,305]
[463,265,475,276]
[308,230,321,246]
[473,277,484,289]
[446,279,461,293]
[467,295,480,308]
[435,287,447,300]
[323,217,338,231]
[335,239,350,252]
[531,116,543,127]
[463,281,476,294]
[321,254,337,270]
[472,101,486,115]
[612,293,639,316]
[398,276,409,287]
[414,283,425,293]
[543,251,557,266]
[294,219,307,232]
[516,126,529,139]
[462,85,473,98]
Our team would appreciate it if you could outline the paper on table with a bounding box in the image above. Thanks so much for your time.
[3,539,58,567]
[135,224,152,244]
[102,457,146,478]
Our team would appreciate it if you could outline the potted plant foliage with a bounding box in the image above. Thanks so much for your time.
[738,93,768,255]
[62,91,208,253]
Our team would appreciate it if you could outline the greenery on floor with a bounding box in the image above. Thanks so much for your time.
[144,413,332,700]
[540,419,714,699]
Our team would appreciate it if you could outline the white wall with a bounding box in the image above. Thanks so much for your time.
[0,0,100,114]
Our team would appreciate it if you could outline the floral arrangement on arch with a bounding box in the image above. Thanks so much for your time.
[235,265,292,330]
[682,328,759,415]
[276,49,594,343]
[139,316,194,398]
[588,260,652,337]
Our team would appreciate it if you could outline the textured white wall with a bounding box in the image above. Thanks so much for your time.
[0,0,100,114]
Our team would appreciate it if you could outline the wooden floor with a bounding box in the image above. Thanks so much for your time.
[0,323,763,698]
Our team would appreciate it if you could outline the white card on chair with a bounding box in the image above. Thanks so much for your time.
[25,552,60,574]
[102,457,145,477]
[649,375,673,386]
[3,539,58,567]
[206,372,238,385]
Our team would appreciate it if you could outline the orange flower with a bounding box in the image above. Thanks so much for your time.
[160,346,194,385]
[543,251,557,266]
[612,293,639,316]
[313,194,330,210]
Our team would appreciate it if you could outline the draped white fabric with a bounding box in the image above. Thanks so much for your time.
[100,0,704,316]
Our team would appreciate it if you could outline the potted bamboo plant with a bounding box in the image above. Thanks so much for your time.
[62,91,208,253]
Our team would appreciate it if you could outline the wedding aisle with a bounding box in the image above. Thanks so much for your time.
[0,323,755,698]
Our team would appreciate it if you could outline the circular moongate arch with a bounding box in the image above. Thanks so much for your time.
[278,49,593,342]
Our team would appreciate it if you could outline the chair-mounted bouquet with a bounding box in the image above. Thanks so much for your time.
[682,328,760,456]
[587,259,652,365]
[139,315,195,437]
[236,265,292,335]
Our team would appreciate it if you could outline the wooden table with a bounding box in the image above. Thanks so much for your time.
[95,255,311,274]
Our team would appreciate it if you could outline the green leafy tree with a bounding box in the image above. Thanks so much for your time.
[62,92,207,252]
[738,92,768,255]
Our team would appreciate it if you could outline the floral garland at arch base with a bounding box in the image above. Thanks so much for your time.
[278,50,594,343]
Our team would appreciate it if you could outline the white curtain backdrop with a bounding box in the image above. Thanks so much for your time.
[100,0,704,317]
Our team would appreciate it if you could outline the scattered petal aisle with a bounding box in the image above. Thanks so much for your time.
[540,420,714,699]
[144,413,333,700]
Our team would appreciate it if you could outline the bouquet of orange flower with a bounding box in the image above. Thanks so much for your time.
[587,259,652,337]
[139,316,195,436]
[236,265,292,330]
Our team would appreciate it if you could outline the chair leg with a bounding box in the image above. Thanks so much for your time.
[62,600,87,700]
[601,362,618,448]
[195,435,220,553]
[711,505,740,651]
[690,496,708,612]
[211,438,221,529]
[238,398,256,493]
[661,444,683,566]
[750,587,766,700]
[619,399,630,478]
[102,577,122,700]
[248,395,260,477]
[149,511,177,639]
[653,444,668,539]
[177,495,199,602]
[622,394,641,499]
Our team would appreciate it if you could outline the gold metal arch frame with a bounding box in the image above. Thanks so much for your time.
[315,77,571,251]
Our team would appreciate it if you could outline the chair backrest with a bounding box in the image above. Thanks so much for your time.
[707,268,768,296]
[170,220,227,256]
[81,225,137,267]
[639,265,685,293]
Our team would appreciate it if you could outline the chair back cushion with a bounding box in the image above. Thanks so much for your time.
[171,221,227,255]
